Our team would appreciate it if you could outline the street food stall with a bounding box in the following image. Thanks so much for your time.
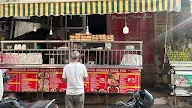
[1,40,143,93]
[0,0,181,106]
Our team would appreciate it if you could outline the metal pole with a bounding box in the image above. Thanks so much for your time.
[170,69,177,107]
[173,85,177,108]
[9,18,14,39]
[163,11,169,67]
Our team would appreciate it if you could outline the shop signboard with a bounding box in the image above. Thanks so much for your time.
[175,74,192,85]
[170,71,192,96]
[4,68,141,94]
[108,13,155,64]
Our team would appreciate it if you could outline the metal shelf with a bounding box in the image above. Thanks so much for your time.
[1,40,143,68]
[0,64,143,69]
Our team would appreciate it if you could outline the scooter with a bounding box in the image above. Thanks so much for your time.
[0,98,58,108]
[0,69,58,108]
[110,89,154,108]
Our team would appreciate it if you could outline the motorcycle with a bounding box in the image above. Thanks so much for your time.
[0,69,58,108]
[0,99,58,108]
[110,89,154,108]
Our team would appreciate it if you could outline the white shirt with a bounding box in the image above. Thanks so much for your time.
[62,62,88,95]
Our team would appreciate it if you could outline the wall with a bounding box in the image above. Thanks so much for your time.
[107,11,176,87]
[107,13,157,87]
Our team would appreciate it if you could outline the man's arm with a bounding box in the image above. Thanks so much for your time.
[62,67,67,82]
[83,65,88,81]
[84,76,88,82]
[63,78,67,82]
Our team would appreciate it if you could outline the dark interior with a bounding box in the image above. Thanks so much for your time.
[88,14,107,34]
[12,15,107,40]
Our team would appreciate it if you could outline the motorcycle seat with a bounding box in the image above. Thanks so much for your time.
[28,99,56,108]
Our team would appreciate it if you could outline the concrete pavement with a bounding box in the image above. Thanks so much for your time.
[152,105,173,108]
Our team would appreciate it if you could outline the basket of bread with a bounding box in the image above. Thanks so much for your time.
[70,33,92,41]
[70,33,114,42]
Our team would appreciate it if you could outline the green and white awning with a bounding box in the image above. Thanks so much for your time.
[0,0,181,17]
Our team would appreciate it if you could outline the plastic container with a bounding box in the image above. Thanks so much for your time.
[14,44,18,50]
[22,44,26,49]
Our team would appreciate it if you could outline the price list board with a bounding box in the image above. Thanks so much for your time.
[108,69,141,93]
[5,68,141,94]
[119,72,140,93]
[89,69,108,93]
[48,69,66,92]
[20,71,38,92]
[4,70,20,92]
[5,68,39,92]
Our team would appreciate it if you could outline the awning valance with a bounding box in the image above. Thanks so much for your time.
[0,0,181,17]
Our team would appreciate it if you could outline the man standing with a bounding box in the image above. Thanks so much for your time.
[62,51,88,108]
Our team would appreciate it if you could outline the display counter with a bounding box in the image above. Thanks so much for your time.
[1,40,142,94]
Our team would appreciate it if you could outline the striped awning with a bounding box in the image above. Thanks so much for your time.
[0,0,181,17]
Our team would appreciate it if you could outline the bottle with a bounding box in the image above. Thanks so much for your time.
[22,44,26,50]
[17,44,22,49]
[14,44,18,50]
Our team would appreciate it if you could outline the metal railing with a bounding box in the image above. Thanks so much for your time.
[0,40,143,68]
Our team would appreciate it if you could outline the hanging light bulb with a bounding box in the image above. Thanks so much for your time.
[123,15,129,34]
[86,15,89,34]
[33,24,37,32]
[49,16,53,35]
[86,26,89,34]
[49,29,53,35]
[123,23,129,34]
[70,15,73,19]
